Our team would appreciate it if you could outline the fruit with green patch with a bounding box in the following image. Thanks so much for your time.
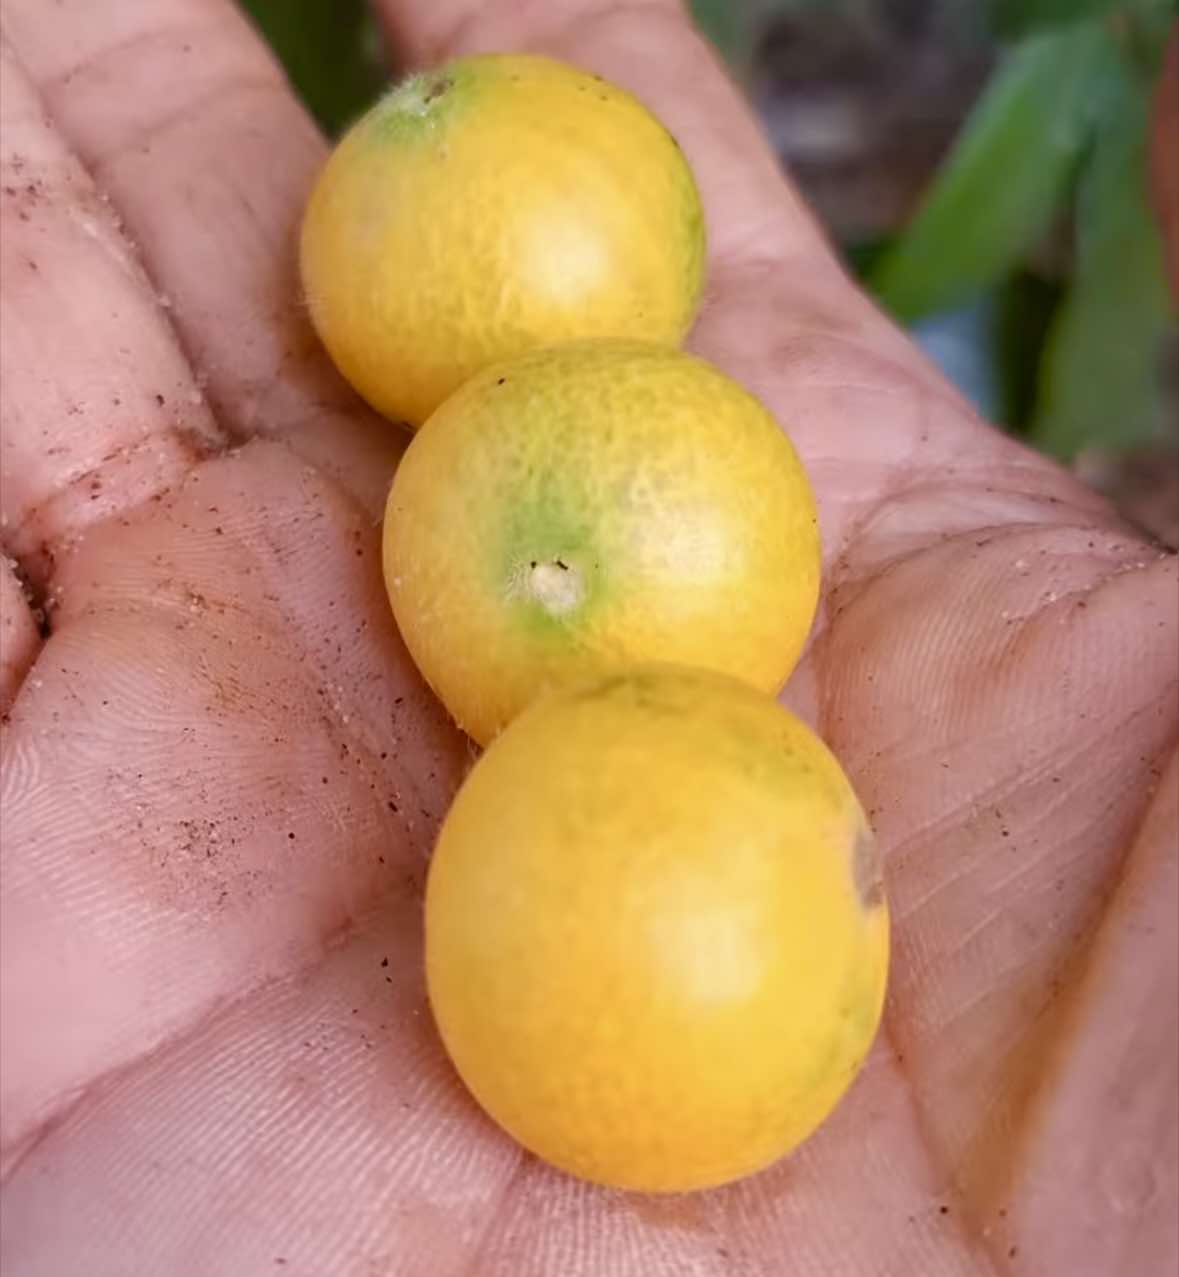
[383,339,820,745]
[300,53,706,426]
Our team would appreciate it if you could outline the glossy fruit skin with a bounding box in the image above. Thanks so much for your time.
[425,664,889,1194]
[383,339,821,745]
[299,53,706,427]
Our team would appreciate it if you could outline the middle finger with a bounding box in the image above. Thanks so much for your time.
[4,0,405,517]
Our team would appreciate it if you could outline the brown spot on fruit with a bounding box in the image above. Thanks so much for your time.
[853,825,884,910]
[424,76,452,105]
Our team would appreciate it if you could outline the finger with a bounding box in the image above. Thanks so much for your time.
[2,905,981,1277]
[0,897,520,1275]
[996,749,1178,1274]
[0,0,463,1160]
[0,41,223,590]
[1,440,465,1157]
[0,557,39,711]
[3,0,402,517]
[819,533,1179,1222]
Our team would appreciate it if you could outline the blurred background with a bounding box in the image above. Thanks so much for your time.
[241,0,1178,546]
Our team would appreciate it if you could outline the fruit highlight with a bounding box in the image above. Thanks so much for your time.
[424,665,889,1194]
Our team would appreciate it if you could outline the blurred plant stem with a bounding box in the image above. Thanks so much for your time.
[240,0,387,135]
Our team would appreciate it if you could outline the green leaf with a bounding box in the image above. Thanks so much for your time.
[990,0,1122,37]
[689,0,757,73]
[994,269,1067,430]
[1119,0,1179,77]
[869,22,1110,322]
[1027,48,1177,457]
[690,0,824,76]
[239,0,387,136]
[689,0,743,58]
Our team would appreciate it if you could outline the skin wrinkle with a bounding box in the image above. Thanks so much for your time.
[10,422,225,583]
[867,1044,1001,1273]
[0,46,229,634]
[19,8,410,518]
[911,738,1175,1196]
[961,757,1179,1264]
[814,528,1177,1259]
[828,518,1146,635]
[91,77,286,186]
[42,24,234,94]
[452,1155,538,1277]
[0,419,465,1156]
[0,878,396,1187]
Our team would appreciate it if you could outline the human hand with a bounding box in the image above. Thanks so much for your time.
[2,2,1175,1273]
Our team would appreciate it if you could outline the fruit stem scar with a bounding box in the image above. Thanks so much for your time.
[528,559,583,615]
[423,76,452,104]
[384,72,455,123]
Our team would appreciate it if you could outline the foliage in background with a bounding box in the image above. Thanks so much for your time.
[868,24,1110,322]
[871,0,1176,457]
[1030,31,1173,454]
[240,0,384,135]
[993,0,1149,35]
[238,0,1177,461]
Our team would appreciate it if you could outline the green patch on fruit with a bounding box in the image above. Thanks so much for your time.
[497,478,604,635]
[572,668,691,716]
[363,64,474,141]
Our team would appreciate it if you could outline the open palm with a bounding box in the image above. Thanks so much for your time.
[2,2,1176,1273]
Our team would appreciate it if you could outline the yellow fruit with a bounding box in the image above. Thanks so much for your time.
[425,664,889,1193]
[383,339,820,745]
[299,53,705,426]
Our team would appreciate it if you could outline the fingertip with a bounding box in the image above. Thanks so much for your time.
[371,0,679,69]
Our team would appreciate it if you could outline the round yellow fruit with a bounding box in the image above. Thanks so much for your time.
[383,339,820,745]
[300,53,706,427]
[425,664,889,1193]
